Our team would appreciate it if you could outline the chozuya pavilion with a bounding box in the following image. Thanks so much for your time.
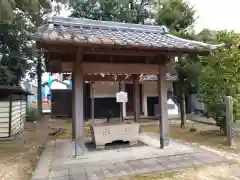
[34,16,223,156]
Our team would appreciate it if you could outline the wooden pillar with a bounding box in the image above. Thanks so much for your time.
[122,83,127,118]
[74,50,85,156]
[91,82,94,121]
[119,81,124,122]
[72,73,75,140]
[133,75,140,123]
[157,68,169,148]
[142,82,148,117]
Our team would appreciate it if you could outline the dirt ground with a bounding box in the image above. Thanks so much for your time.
[1,117,240,180]
[0,116,72,180]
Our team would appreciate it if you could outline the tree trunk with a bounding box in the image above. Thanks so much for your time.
[179,78,186,128]
[37,56,42,116]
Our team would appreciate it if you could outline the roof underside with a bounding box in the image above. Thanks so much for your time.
[35,17,224,53]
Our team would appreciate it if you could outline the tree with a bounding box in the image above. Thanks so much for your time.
[70,0,154,23]
[0,14,35,85]
[155,0,197,128]
[154,0,195,31]
[0,0,68,22]
[0,0,67,115]
[0,0,68,85]
[199,30,240,131]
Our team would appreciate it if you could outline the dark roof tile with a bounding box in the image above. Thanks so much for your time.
[35,17,224,52]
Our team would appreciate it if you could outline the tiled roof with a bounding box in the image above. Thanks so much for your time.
[140,73,178,81]
[35,16,224,52]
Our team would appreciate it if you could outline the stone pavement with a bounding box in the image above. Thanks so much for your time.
[32,133,227,180]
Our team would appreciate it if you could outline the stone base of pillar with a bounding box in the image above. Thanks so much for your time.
[75,139,86,156]
[160,137,170,148]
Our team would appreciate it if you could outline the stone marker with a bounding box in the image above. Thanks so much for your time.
[225,96,234,147]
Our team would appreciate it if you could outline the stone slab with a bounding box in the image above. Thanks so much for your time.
[50,176,70,180]
[85,166,104,180]
[128,159,165,174]
[69,167,85,175]
[50,169,69,178]
[69,174,88,180]
[115,161,136,176]
[192,152,226,164]
[101,164,124,177]
[32,178,49,180]
[32,133,228,180]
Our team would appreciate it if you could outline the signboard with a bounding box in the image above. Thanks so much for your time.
[116,91,128,103]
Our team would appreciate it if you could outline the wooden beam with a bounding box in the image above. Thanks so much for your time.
[38,42,78,53]
[62,62,167,74]
[44,51,75,62]
[38,42,174,56]
[84,74,133,82]
[83,63,166,74]
[83,54,149,64]
[45,52,167,64]
[83,47,162,56]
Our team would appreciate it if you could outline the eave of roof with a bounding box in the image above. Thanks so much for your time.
[34,16,224,53]
[140,73,178,81]
[0,86,33,95]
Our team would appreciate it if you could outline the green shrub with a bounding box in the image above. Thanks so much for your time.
[27,107,41,122]
[204,100,226,131]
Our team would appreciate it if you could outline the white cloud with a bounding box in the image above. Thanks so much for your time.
[188,0,240,32]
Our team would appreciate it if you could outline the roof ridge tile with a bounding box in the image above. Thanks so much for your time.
[48,16,168,33]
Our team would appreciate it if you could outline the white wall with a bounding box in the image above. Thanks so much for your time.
[142,81,174,116]
[0,102,10,138]
[92,81,174,118]
[11,101,22,136]
[0,100,26,138]
[93,82,119,98]
[51,81,68,90]
[143,81,173,96]
[93,81,172,99]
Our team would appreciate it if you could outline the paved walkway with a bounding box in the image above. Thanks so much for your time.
[32,133,227,180]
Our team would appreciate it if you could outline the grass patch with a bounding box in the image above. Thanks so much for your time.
[141,124,159,133]
[140,121,240,152]
[45,118,240,151]
[106,170,180,180]
[107,163,240,180]
[47,118,240,151]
